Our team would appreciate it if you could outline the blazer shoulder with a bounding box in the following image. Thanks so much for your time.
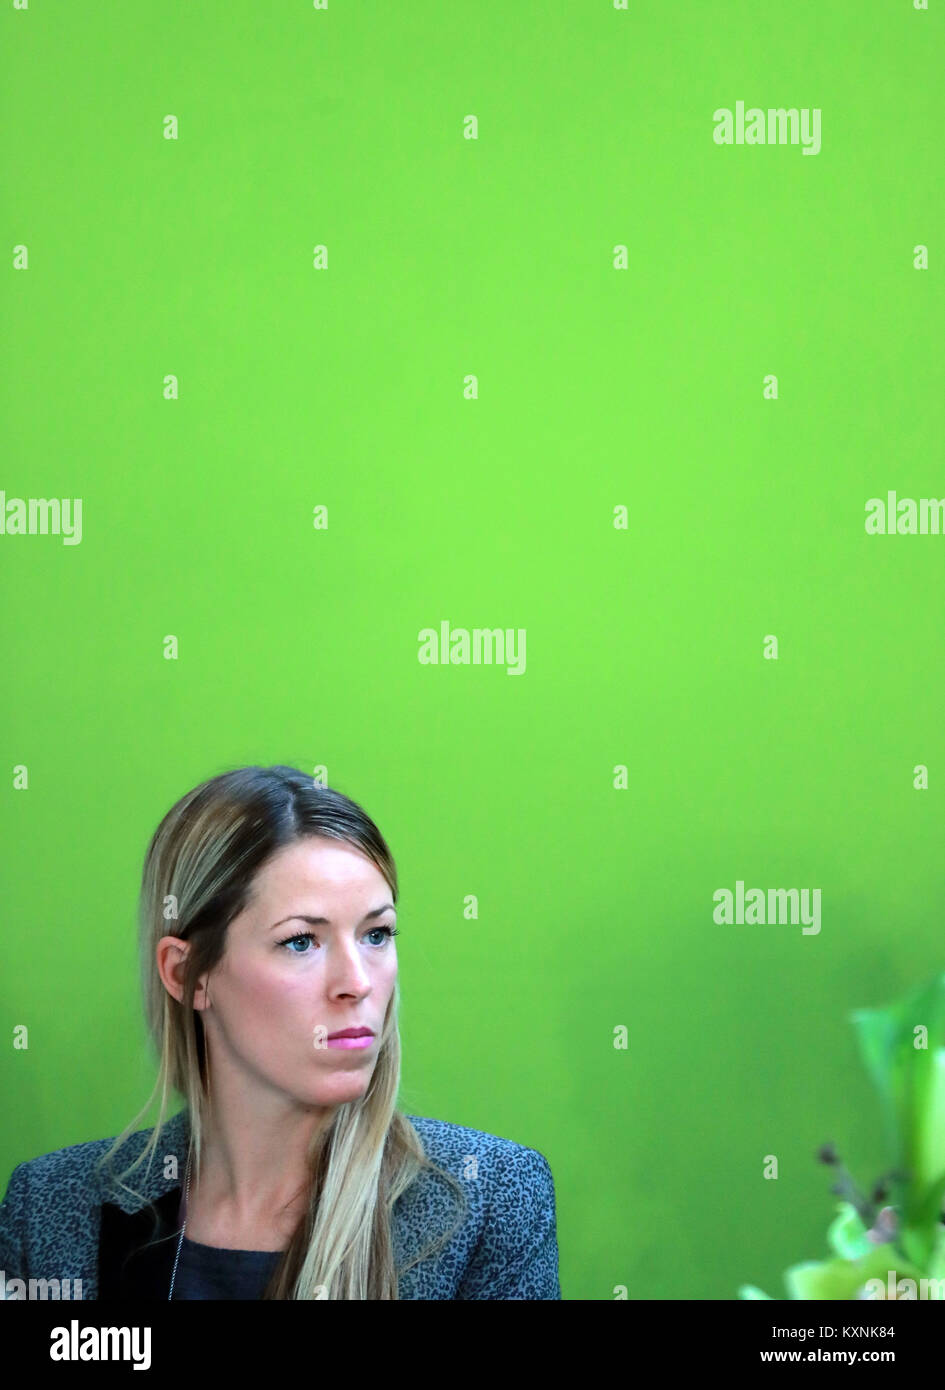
[0,1124,165,1290]
[2,1123,159,1203]
[405,1111,549,1152]
[403,1113,554,1181]
[403,1115,560,1299]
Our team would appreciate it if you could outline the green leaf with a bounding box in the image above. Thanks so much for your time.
[826,1202,871,1259]
[851,972,945,1239]
[740,975,945,1300]
[928,1225,945,1282]
[784,1244,926,1300]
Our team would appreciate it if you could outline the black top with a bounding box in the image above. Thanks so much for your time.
[171,1235,282,1300]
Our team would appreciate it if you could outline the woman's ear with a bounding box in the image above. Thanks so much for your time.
[156,936,190,1005]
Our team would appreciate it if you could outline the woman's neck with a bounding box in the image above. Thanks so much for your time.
[180,1101,331,1250]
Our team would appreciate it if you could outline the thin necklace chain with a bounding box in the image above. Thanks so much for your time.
[167,1150,193,1301]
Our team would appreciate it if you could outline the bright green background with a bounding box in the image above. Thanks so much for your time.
[2,1,943,1300]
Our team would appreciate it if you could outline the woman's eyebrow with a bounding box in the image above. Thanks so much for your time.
[268,904,396,931]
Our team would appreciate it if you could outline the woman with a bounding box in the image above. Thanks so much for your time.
[0,765,561,1300]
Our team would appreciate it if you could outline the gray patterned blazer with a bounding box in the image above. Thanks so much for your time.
[0,1108,561,1300]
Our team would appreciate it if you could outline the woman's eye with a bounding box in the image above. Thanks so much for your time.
[282,933,314,953]
[278,925,399,953]
[366,925,399,946]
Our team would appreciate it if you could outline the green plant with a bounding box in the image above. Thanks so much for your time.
[739,972,945,1300]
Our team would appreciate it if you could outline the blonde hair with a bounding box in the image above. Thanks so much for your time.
[95,765,467,1298]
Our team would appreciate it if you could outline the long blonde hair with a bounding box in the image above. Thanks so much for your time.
[95,765,467,1298]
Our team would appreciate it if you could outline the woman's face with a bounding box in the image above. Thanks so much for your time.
[162,836,398,1112]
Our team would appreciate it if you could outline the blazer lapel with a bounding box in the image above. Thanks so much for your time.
[96,1108,192,1300]
[97,1187,183,1299]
